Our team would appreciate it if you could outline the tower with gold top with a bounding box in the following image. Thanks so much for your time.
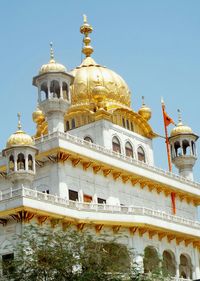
[33,43,74,134]
[0,16,199,281]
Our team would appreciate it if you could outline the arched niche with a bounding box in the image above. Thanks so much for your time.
[17,153,25,170]
[9,155,14,172]
[137,146,146,162]
[179,253,192,279]
[143,246,160,273]
[162,250,176,277]
[112,136,121,153]
[40,82,48,101]
[84,136,93,143]
[182,139,191,156]
[62,82,69,100]
[125,141,133,158]
[50,80,60,98]
[28,154,33,170]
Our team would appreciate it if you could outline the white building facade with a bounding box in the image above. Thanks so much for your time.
[0,17,199,280]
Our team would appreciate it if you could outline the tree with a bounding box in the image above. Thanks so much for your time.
[2,224,170,281]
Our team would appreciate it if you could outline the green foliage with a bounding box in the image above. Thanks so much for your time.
[2,224,170,281]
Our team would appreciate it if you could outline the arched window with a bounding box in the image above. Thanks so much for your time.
[191,141,196,156]
[50,80,60,98]
[143,246,159,273]
[125,142,133,158]
[62,82,69,100]
[17,153,25,170]
[137,146,146,162]
[40,82,48,100]
[131,122,134,132]
[66,121,70,131]
[28,155,33,170]
[174,141,182,157]
[122,118,125,128]
[126,120,130,130]
[71,119,75,129]
[9,155,14,172]
[84,136,93,143]
[163,250,176,277]
[112,136,121,153]
[179,254,192,279]
[182,139,190,156]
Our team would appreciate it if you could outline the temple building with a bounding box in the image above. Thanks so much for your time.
[0,16,199,280]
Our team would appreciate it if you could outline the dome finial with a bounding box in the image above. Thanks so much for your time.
[142,96,145,106]
[80,14,93,57]
[17,112,22,130]
[50,42,55,62]
[177,109,182,124]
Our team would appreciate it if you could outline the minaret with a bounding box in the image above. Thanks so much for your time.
[169,110,198,181]
[2,113,38,188]
[32,43,74,134]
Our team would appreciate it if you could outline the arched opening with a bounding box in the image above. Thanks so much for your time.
[112,136,121,153]
[131,122,134,132]
[162,250,176,277]
[122,118,125,128]
[62,82,69,100]
[66,121,70,131]
[28,155,33,171]
[179,254,192,279]
[50,80,60,98]
[174,141,182,157]
[9,155,14,172]
[170,144,174,160]
[182,139,191,156]
[71,119,75,129]
[84,136,93,143]
[137,146,146,162]
[125,142,133,158]
[40,82,48,101]
[143,246,160,273]
[126,120,130,130]
[17,153,25,170]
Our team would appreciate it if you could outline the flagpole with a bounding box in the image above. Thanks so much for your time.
[161,99,172,172]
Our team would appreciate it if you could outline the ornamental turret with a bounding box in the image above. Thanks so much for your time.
[169,110,198,181]
[32,43,74,134]
[2,113,38,188]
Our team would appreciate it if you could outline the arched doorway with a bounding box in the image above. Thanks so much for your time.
[143,246,160,273]
[162,250,176,277]
[179,254,192,279]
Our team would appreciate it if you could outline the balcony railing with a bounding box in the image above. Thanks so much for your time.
[34,131,200,191]
[1,187,200,231]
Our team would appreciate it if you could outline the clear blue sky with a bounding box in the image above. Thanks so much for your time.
[0,0,200,180]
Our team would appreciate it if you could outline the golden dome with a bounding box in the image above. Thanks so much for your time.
[71,57,131,110]
[138,96,152,121]
[7,114,34,148]
[170,110,193,137]
[32,106,45,124]
[170,123,193,137]
[70,16,131,111]
[39,43,66,74]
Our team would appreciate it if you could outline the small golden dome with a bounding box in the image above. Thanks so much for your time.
[138,96,152,121]
[170,123,193,137]
[170,110,193,137]
[32,106,45,124]
[39,43,66,74]
[7,113,34,148]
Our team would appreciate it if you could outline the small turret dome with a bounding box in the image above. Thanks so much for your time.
[138,96,152,121]
[32,106,45,124]
[39,43,66,75]
[7,113,34,148]
[170,110,193,137]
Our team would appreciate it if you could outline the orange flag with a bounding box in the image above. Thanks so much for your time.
[163,110,175,127]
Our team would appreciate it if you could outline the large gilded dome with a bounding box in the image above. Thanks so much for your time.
[70,57,131,110]
[69,15,131,112]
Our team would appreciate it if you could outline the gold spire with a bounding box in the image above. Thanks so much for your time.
[80,14,93,57]
[17,112,22,130]
[138,96,152,121]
